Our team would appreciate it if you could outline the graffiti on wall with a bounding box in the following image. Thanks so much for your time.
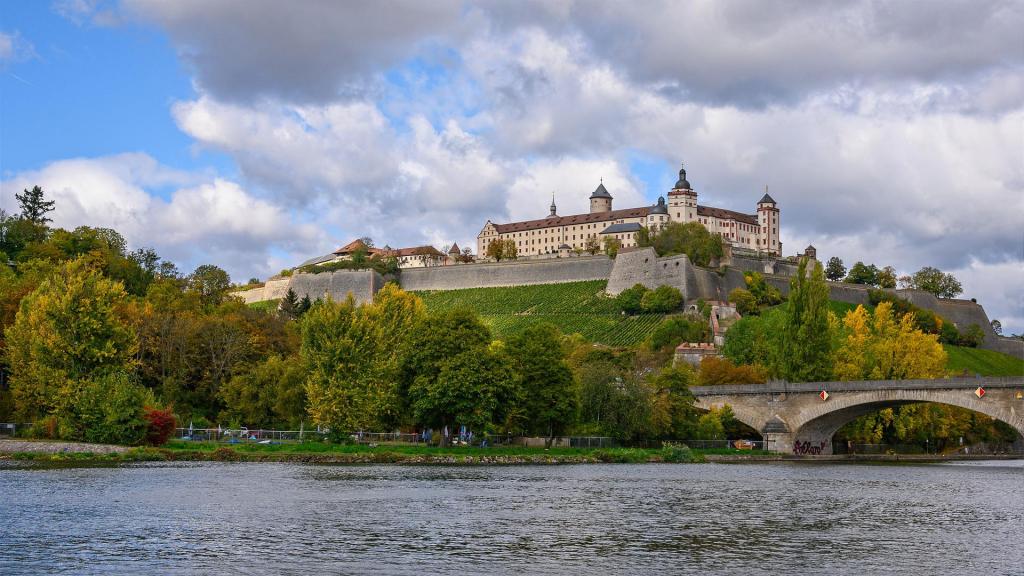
[793,440,829,455]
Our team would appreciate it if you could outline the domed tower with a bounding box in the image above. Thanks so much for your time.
[667,163,697,223]
[589,181,613,213]
[646,196,669,231]
[757,188,780,255]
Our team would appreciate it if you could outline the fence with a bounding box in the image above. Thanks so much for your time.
[0,423,19,436]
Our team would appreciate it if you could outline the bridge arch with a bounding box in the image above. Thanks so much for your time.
[692,377,1024,455]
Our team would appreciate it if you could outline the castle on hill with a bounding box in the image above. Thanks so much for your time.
[476,163,782,259]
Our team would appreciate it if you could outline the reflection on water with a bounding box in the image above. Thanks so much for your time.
[2,461,1022,575]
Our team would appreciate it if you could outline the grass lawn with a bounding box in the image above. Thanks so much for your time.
[944,345,1024,377]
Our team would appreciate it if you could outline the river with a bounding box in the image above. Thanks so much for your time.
[1,461,1022,575]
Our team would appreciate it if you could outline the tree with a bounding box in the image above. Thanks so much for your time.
[743,272,782,306]
[279,288,300,318]
[647,365,698,439]
[991,319,1002,336]
[637,221,724,266]
[6,258,140,433]
[602,236,622,258]
[824,257,846,282]
[616,284,649,315]
[908,266,963,299]
[506,323,578,445]
[584,236,601,255]
[188,264,231,307]
[877,266,898,289]
[647,315,707,351]
[697,356,767,386]
[485,240,504,261]
[16,185,56,225]
[844,261,880,286]
[640,285,683,313]
[502,239,518,260]
[781,258,833,382]
[410,349,517,441]
[833,302,947,381]
[728,287,758,316]
[220,355,307,428]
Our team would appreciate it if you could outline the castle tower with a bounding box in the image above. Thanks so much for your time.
[646,196,669,231]
[757,188,780,255]
[549,193,558,217]
[667,163,697,223]
[589,180,613,213]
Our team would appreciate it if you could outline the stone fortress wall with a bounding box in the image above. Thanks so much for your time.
[240,247,1022,359]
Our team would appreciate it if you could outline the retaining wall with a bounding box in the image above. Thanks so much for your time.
[400,256,614,292]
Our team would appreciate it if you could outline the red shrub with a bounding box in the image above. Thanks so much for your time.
[143,406,176,446]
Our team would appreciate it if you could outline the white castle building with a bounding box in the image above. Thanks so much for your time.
[476,164,781,258]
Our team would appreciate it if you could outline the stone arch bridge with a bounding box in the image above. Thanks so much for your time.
[692,377,1024,455]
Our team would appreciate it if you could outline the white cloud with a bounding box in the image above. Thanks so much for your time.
[0,31,36,65]
[0,154,324,282]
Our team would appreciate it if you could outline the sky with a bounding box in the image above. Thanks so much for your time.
[1,0,1022,332]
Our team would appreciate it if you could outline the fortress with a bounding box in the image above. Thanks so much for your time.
[477,164,781,258]
[238,161,1023,360]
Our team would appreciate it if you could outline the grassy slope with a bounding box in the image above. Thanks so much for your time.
[943,345,1024,377]
[414,280,664,347]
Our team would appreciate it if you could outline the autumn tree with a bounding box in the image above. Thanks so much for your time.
[187,264,232,308]
[6,258,142,438]
[781,258,833,382]
[833,302,947,381]
[602,236,622,258]
[220,355,307,428]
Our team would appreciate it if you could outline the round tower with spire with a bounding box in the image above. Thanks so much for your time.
[667,162,697,223]
[589,180,613,213]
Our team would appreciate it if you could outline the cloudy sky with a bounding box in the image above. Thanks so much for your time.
[1,1,1022,331]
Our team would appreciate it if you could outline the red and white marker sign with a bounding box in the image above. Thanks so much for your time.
[820,390,829,401]
[975,387,986,398]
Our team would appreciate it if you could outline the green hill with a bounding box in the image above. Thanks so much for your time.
[413,280,664,346]
[944,345,1024,377]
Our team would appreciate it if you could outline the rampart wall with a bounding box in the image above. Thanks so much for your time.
[400,256,614,292]
[239,270,383,304]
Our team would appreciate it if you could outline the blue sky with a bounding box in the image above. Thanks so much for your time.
[0,1,1021,331]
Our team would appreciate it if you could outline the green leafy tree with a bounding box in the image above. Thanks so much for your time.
[602,236,622,258]
[188,264,232,308]
[877,266,898,289]
[16,185,56,225]
[636,221,724,266]
[506,323,578,445]
[743,272,782,306]
[641,285,683,313]
[220,355,307,428]
[616,283,649,314]
[647,365,698,439]
[844,261,880,286]
[485,239,504,261]
[824,256,846,282]
[647,315,707,351]
[72,372,151,445]
[410,349,517,440]
[908,266,963,299]
[781,258,833,382]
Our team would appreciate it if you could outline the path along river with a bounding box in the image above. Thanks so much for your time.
[1,460,1022,575]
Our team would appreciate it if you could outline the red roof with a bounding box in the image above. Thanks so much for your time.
[333,239,384,255]
[696,205,758,226]
[491,207,651,234]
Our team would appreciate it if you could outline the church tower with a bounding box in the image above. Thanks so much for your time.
[589,181,613,213]
[667,163,697,223]
[549,193,558,217]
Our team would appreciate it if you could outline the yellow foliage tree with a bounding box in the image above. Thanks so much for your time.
[834,302,946,381]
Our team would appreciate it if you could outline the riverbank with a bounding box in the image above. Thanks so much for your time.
[2,438,1020,465]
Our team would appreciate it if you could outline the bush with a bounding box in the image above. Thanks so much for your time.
[616,284,649,314]
[648,315,708,350]
[73,372,150,446]
[660,444,702,463]
[743,272,782,306]
[728,288,758,316]
[143,406,177,446]
[640,285,683,313]
[959,324,985,348]
[698,356,768,386]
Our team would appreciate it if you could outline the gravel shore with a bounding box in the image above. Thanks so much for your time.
[0,439,129,455]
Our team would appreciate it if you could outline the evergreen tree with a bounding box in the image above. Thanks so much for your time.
[16,185,56,225]
[279,288,299,317]
[297,295,313,316]
[781,258,833,382]
[824,257,846,282]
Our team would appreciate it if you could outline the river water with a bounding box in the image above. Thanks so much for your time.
[1,461,1022,575]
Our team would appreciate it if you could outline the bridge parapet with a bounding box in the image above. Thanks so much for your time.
[692,376,1024,397]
